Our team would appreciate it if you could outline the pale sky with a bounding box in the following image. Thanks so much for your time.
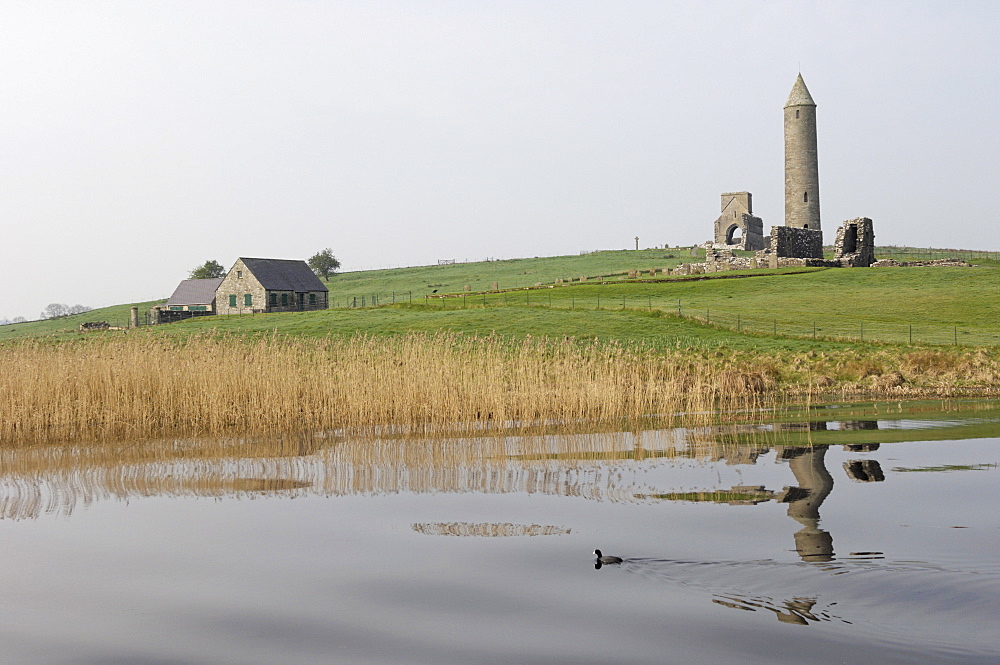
[2,1,998,320]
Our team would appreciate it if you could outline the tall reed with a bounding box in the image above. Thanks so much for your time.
[0,332,781,443]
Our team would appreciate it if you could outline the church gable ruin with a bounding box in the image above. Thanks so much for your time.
[713,192,766,251]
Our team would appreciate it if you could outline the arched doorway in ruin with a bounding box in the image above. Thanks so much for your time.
[725,223,744,245]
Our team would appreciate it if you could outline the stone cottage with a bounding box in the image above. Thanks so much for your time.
[156,277,225,323]
[215,258,328,315]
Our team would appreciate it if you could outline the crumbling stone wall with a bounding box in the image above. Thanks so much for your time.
[834,217,875,267]
[769,226,823,259]
[705,247,757,271]
[871,258,970,268]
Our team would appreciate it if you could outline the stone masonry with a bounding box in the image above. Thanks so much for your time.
[833,217,875,267]
[768,226,823,259]
[712,192,767,251]
[784,74,821,234]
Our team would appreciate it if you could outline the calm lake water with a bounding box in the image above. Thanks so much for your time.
[1,400,998,664]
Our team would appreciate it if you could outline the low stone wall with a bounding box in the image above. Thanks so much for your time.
[871,258,970,268]
[766,257,840,269]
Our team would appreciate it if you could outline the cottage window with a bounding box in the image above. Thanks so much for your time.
[244,293,252,307]
[309,293,316,306]
[269,293,277,306]
[229,294,237,307]
[237,271,243,279]
[281,293,288,306]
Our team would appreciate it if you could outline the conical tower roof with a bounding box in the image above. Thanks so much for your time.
[784,73,816,107]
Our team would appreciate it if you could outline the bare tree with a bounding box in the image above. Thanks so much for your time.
[41,303,69,319]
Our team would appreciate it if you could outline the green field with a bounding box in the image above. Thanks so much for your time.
[325,248,698,305]
[2,248,998,348]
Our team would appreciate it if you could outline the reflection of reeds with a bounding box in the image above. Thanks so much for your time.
[0,399,994,520]
[0,332,781,443]
[411,522,571,537]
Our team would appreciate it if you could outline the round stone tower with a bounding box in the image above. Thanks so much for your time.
[783,73,820,232]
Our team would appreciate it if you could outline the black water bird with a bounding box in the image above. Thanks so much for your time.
[594,549,623,565]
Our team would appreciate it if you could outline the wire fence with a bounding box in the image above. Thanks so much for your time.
[681,308,998,347]
[873,246,1000,263]
[399,291,999,347]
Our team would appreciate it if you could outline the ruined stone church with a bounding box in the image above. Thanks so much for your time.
[699,73,875,270]
[713,73,822,253]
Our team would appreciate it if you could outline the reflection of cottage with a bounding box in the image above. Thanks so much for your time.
[159,277,224,322]
[215,258,328,315]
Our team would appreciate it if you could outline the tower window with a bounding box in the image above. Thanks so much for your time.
[804,191,808,203]
[796,109,800,119]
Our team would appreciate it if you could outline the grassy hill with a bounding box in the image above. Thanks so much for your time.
[2,247,997,348]
[0,299,165,341]
[323,248,697,305]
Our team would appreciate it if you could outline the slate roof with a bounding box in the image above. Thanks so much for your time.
[239,258,328,292]
[166,278,224,306]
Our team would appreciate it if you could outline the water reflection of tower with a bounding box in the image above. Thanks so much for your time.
[773,420,885,562]
[776,446,835,562]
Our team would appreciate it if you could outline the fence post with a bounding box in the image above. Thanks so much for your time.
[622,296,625,310]
[954,327,958,345]
[909,324,912,344]
[861,321,864,341]
[813,322,816,339]
[737,314,740,332]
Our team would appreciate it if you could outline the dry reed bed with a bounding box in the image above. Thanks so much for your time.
[1,332,778,443]
[1,332,997,443]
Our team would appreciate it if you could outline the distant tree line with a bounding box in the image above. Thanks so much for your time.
[41,303,92,320]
